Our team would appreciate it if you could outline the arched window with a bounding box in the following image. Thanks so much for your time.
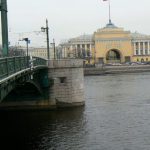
[141,58,144,62]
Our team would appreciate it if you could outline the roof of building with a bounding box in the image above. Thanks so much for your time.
[70,34,93,41]
[103,20,118,29]
[59,34,93,45]
[131,32,150,38]
[96,20,127,33]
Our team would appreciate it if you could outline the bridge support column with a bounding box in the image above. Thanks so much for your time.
[48,59,85,107]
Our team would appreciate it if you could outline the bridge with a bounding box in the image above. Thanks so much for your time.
[0,57,84,110]
[0,56,84,110]
[0,0,84,110]
[0,56,50,106]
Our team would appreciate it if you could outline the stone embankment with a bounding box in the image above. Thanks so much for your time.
[84,65,150,75]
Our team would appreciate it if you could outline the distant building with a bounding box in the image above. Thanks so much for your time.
[60,21,150,64]
[29,47,56,59]
[131,32,150,62]
[29,47,47,59]
[9,46,25,56]
[59,34,94,63]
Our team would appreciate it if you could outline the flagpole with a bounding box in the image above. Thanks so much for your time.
[103,0,112,24]
[109,0,111,23]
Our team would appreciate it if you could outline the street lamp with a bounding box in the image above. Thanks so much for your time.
[22,38,30,67]
[0,0,9,57]
[41,19,50,60]
[51,38,56,59]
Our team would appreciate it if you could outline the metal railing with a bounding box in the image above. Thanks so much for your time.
[0,56,47,80]
[32,56,47,66]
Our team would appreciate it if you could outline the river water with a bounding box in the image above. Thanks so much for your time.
[1,73,150,150]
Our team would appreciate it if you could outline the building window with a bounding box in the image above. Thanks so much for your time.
[87,44,90,48]
[146,58,148,62]
[141,58,144,62]
[82,44,85,49]
[137,58,139,62]
[145,49,148,55]
[59,77,66,83]
[136,42,138,50]
[140,42,143,50]
[77,44,80,48]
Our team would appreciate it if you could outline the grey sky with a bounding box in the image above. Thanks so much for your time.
[5,0,150,47]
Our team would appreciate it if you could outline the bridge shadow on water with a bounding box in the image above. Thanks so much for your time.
[0,107,85,150]
[3,81,43,102]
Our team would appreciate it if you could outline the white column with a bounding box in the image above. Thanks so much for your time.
[72,45,74,57]
[80,44,82,55]
[134,42,136,55]
[64,47,66,58]
[143,41,145,55]
[70,45,73,57]
[75,45,77,50]
[138,42,141,55]
[90,44,92,53]
[75,45,77,57]
[80,44,82,49]
[85,44,87,57]
[64,47,68,58]
[70,45,73,50]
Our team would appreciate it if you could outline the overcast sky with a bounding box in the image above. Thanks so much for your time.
[3,0,150,47]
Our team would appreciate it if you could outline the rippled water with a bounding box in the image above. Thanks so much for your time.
[1,73,150,150]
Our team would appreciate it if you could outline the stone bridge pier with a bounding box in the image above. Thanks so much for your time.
[48,59,85,107]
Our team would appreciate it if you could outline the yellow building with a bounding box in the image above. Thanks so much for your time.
[60,21,150,64]
[29,47,56,59]
[94,22,132,64]
[94,21,150,64]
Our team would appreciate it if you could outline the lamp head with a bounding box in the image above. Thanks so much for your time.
[23,38,28,42]
[41,27,45,32]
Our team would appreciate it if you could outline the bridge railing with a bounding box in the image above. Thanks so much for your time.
[32,56,47,66]
[0,56,47,80]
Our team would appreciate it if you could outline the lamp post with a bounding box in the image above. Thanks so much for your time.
[51,38,56,59]
[41,19,50,60]
[0,0,9,57]
[22,38,29,67]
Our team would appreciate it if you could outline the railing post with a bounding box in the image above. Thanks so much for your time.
[19,57,21,70]
[14,57,16,73]
[6,57,9,76]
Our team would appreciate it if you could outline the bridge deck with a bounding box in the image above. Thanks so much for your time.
[0,56,47,102]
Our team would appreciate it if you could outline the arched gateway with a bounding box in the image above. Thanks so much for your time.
[106,49,121,63]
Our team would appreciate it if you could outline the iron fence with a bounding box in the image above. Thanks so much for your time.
[0,56,47,80]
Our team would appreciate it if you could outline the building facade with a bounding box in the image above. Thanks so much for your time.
[131,32,150,62]
[60,22,150,64]
[59,35,95,63]
[29,47,48,59]
[29,47,59,59]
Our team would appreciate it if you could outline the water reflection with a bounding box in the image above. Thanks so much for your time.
[0,108,85,150]
[1,73,150,150]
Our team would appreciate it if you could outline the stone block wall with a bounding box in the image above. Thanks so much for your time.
[48,59,85,107]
